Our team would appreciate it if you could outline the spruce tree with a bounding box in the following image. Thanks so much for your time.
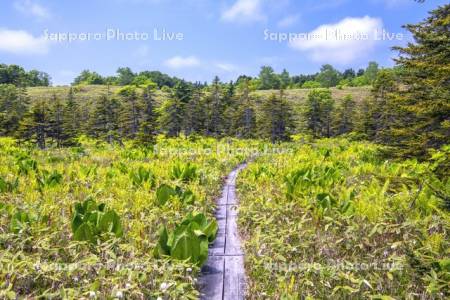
[334,95,356,135]
[233,79,256,138]
[206,76,226,137]
[0,84,29,136]
[117,85,140,138]
[158,92,184,137]
[48,94,64,147]
[305,89,334,138]
[136,85,158,145]
[259,90,293,142]
[184,87,206,135]
[389,4,450,157]
[62,87,80,146]
[17,100,49,149]
[89,95,121,144]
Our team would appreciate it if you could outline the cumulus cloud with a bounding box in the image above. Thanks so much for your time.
[0,28,50,55]
[289,16,383,64]
[164,56,200,68]
[221,0,265,23]
[14,0,51,20]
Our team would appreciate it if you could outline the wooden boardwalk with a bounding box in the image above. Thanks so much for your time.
[199,164,247,300]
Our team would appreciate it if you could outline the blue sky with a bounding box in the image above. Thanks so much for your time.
[0,0,447,85]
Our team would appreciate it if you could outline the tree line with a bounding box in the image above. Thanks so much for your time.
[71,62,377,91]
[0,64,51,87]
[0,4,448,161]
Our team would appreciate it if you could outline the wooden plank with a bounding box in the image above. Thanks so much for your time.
[223,256,246,300]
[199,255,224,300]
[201,163,248,299]
[225,213,243,255]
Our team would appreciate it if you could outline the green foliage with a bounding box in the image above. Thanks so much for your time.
[238,138,449,298]
[170,162,198,182]
[129,166,154,188]
[154,212,218,266]
[71,198,123,243]
[316,64,341,88]
[36,169,63,189]
[0,176,19,193]
[9,210,36,234]
[0,64,50,87]
[301,80,321,89]
[0,136,247,298]
[258,66,281,90]
[305,89,335,137]
[259,91,293,142]
[387,4,450,158]
[155,184,196,206]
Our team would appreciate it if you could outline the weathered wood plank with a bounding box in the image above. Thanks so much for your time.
[223,256,246,300]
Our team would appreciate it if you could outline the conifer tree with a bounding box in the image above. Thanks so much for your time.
[305,89,334,138]
[184,87,206,135]
[158,92,184,137]
[62,87,80,146]
[89,95,121,144]
[136,85,158,145]
[0,84,29,136]
[233,79,256,138]
[389,4,450,157]
[117,85,140,138]
[259,90,293,142]
[16,100,49,149]
[334,95,356,135]
[48,94,64,147]
[206,76,226,137]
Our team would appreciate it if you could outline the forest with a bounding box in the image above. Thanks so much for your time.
[0,3,448,300]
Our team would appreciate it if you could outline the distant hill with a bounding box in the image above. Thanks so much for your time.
[27,85,371,105]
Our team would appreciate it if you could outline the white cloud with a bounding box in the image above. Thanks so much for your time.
[277,14,299,28]
[289,16,383,64]
[164,56,200,68]
[221,0,265,23]
[215,62,238,72]
[14,0,51,20]
[0,28,50,55]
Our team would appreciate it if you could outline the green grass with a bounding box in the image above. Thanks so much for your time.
[237,138,449,299]
[26,85,370,105]
[253,86,371,104]
[0,136,260,299]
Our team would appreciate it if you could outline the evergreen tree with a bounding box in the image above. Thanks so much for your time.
[48,94,64,147]
[184,87,206,135]
[158,92,184,137]
[365,61,379,84]
[279,69,291,89]
[17,100,49,149]
[233,79,256,138]
[259,90,293,142]
[371,69,398,143]
[206,76,226,137]
[305,89,335,137]
[89,95,121,144]
[334,95,356,135]
[62,87,80,146]
[389,4,450,157]
[0,84,29,136]
[136,85,158,145]
[117,85,140,138]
